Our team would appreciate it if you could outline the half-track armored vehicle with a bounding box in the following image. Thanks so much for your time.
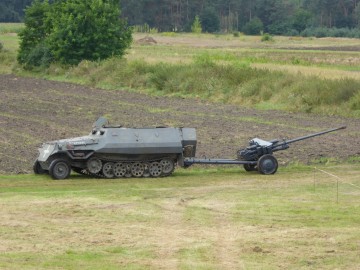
[34,117,196,179]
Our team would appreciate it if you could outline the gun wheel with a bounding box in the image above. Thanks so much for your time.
[257,155,278,175]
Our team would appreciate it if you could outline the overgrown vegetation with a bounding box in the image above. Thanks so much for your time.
[300,27,360,38]
[191,15,202,34]
[18,0,132,68]
[40,54,360,117]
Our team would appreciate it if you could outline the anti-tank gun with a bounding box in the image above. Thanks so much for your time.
[184,126,346,175]
[237,126,346,174]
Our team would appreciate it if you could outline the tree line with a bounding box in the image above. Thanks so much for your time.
[2,0,360,36]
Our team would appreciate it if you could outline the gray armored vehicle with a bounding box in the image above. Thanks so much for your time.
[34,117,196,179]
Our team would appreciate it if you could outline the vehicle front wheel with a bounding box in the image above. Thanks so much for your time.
[49,159,71,180]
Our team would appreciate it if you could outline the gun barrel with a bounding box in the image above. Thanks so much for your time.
[284,126,346,145]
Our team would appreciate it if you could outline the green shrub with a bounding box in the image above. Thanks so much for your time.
[243,17,263,35]
[18,0,132,67]
[191,15,202,34]
[349,92,360,110]
[261,33,274,42]
[301,27,360,38]
[0,41,3,51]
[24,42,53,68]
[17,0,50,66]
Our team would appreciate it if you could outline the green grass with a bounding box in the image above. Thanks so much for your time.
[39,57,359,117]
[0,165,359,269]
[0,23,24,34]
[0,29,19,74]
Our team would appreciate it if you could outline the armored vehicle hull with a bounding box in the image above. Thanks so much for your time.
[34,117,196,179]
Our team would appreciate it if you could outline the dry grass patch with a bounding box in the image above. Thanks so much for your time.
[252,63,360,80]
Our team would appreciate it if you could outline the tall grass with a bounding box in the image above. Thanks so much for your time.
[51,55,360,117]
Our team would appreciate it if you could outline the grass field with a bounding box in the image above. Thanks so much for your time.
[0,25,359,269]
[0,165,359,269]
[1,26,360,116]
[130,33,360,79]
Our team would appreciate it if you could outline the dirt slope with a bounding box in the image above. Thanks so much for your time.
[0,74,359,174]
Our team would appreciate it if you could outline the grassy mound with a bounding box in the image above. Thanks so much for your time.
[47,55,360,117]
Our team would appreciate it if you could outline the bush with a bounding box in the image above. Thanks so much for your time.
[286,29,300,36]
[261,33,274,42]
[243,17,263,35]
[18,0,132,67]
[24,42,52,68]
[0,41,3,51]
[301,27,360,38]
[17,0,50,66]
[191,15,202,34]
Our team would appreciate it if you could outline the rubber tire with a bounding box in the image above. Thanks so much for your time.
[257,155,278,175]
[49,159,71,180]
[33,160,47,174]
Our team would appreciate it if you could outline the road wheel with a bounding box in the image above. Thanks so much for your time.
[160,159,175,176]
[131,162,145,177]
[257,155,278,175]
[49,159,71,180]
[149,162,162,177]
[87,158,102,174]
[113,162,127,178]
[102,162,115,178]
